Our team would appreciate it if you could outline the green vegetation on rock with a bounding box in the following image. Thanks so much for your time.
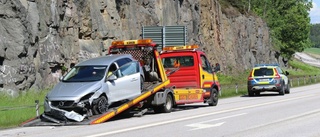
[220,0,313,59]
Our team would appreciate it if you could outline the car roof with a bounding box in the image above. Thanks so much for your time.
[252,64,280,69]
[253,66,277,69]
[76,54,133,66]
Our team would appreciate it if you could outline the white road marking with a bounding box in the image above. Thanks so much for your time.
[86,94,314,137]
[187,122,225,131]
[186,113,246,130]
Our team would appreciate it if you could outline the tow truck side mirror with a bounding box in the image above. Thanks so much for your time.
[213,63,220,72]
[285,71,289,76]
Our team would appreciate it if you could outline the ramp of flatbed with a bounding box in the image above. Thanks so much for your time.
[21,80,169,127]
[90,80,169,124]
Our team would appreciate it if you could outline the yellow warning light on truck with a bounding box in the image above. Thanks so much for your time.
[111,39,153,46]
[162,45,199,51]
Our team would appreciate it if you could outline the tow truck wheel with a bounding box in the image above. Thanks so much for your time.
[92,96,108,115]
[163,94,173,113]
[208,88,218,106]
[153,94,173,113]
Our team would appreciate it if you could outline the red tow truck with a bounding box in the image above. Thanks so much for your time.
[21,38,220,126]
[160,45,221,106]
[109,39,221,110]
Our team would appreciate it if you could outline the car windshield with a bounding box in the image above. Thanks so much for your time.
[62,66,107,82]
[253,68,274,76]
[162,56,194,68]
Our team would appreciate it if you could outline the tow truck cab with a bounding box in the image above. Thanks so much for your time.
[109,39,220,109]
[160,45,221,106]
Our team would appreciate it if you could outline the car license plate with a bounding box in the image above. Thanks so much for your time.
[260,79,269,82]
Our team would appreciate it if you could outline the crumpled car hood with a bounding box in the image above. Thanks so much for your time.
[47,81,101,101]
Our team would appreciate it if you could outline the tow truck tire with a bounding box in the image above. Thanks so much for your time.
[92,96,108,115]
[163,94,173,113]
[208,88,218,106]
[153,94,173,113]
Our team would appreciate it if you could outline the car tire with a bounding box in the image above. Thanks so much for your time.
[285,81,290,94]
[248,88,254,97]
[208,88,218,106]
[92,96,108,115]
[141,76,144,93]
[255,91,260,96]
[279,83,285,95]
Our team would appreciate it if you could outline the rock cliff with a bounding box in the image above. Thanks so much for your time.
[0,0,280,95]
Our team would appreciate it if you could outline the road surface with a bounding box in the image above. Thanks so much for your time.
[294,52,320,67]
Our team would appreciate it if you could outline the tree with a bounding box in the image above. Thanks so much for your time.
[221,0,312,58]
[251,0,312,58]
[310,24,320,48]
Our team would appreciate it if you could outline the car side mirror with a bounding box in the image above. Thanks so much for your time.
[285,71,289,76]
[59,76,64,81]
[107,74,117,81]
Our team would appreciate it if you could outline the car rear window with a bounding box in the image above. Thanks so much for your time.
[253,68,274,76]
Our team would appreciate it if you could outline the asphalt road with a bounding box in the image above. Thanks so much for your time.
[294,52,320,67]
[1,84,320,137]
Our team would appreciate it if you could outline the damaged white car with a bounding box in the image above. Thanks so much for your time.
[44,54,144,122]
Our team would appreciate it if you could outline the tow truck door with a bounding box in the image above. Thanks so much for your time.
[199,54,214,88]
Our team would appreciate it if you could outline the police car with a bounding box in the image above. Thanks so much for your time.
[247,64,290,96]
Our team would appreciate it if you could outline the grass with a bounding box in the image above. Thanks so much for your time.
[0,89,49,129]
[303,48,320,55]
[1,48,320,129]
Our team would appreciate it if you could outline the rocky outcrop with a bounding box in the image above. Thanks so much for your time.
[0,0,280,96]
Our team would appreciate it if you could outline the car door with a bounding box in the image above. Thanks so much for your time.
[107,61,141,102]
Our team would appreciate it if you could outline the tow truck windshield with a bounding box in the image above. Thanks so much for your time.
[162,56,194,68]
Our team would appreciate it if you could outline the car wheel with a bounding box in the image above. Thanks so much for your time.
[279,83,285,95]
[255,91,260,96]
[285,81,290,94]
[208,88,218,106]
[92,96,108,115]
[141,76,144,93]
[248,88,254,97]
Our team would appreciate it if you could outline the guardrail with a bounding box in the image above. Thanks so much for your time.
[221,75,320,96]
[0,100,41,117]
